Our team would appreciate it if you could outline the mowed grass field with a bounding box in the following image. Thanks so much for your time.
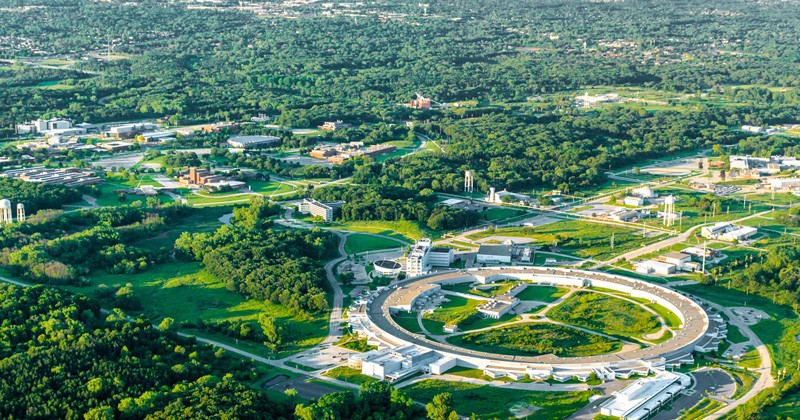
[68,261,329,357]
[515,285,570,303]
[403,379,596,419]
[448,322,622,357]
[467,220,661,261]
[422,295,482,331]
[548,291,660,339]
[344,233,405,254]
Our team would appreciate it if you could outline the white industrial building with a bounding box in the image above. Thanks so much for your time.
[406,239,454,277]
[768,178,800,191]
[701,222,757,242]
[104,123,158,139]
[227,135,281,149]
[634,260,676,276]
[623,196,644,207]
[477,295,519,319]
[139,131,176,143]
[658,252,693,271]
[16,118,73,135]
[600,371,690,420]
[476,244,513,264]
[360,345,439,381]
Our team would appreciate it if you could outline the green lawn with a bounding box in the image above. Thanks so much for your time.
[344,233,404,254]
[481,207,527,221]
[448,322,622,357]
[67,260,328,357]
[467,221,663,261]
[323,366,378,386]
[325,220,426,242]
[185,191,256,206]
[392,311,423,334]
[515,285,569,303]
[548,291,660,339]
[681,398,724,420]
[403,379,596,419]
[726,323,749,344]
[91,180,174,207]
[422,295,482,329]
[248,180,297,196]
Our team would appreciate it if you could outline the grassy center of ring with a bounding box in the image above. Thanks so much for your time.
[393,283,681,358]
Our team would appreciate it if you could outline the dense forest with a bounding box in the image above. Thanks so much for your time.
[0,284,443,419]
[0,177,82,212]
[310,184,481,230]
[0,0,799,131]
[175,199,339,315]
[0,202,187,284]
[0,284,293,419]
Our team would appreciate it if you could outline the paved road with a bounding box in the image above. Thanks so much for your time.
[594,209,773,269]
[652,368,735,420]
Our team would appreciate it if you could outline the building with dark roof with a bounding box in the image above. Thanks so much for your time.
[476,244,512,264]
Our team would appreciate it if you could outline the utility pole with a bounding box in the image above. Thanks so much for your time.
[702,241,707,274]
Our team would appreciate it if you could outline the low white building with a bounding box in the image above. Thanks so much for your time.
[635,260,676,276]
[227,135,281,149]
[477,295,519,319]
[721,226,758,242]
[361,345,440,381]
[624,196,644,207]
[658,252,692,270]
[476,244,513,264]
[600,371,690,420]
[701,222,757,242]
[768,178,800,191]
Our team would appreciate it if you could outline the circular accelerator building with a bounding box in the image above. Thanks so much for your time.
[347,266,727,383]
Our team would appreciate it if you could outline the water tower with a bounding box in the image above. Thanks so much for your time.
[16,203,25,222]
[464,170,474,193]
[0,199,11,224]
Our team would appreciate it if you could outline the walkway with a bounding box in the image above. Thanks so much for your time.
[395,373,590,392]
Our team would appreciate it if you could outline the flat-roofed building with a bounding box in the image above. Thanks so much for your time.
[600,371,690,419]
[721,226,758,242]
[476,244,512,264]
[635,260,676,276]
[701,222,758,242]
[319,121,351,131]
[139,131,176,144]
[428,247,454,266]
[104,123,157,139]
[768,178,800,190]
[701,222,733,239]
[658,252,692,268]
[227,135,281,149]
[361,345,439,381]
[406,238,433,277]
[299,198,343,222]
[1,167,102,187]
[624,196,644,207]
[477,295,520,319]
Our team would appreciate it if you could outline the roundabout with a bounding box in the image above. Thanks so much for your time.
[349,266,727,382]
